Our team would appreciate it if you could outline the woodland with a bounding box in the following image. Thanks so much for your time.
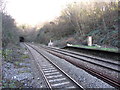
[1,1,119,48]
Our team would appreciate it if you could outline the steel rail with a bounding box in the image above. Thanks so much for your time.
[41,48,120,73]
[25,43,85,89]
[34,45,120,89]
[45,49,120,88]
[49,46,120,66]
[44,49,120,89]
[25,43,52,89]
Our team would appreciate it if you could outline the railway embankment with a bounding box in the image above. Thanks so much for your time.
[2,44,45,88]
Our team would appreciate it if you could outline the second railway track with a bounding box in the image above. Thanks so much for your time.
[25,43,84,89]
[42,46,120,72]
[31,43,120,89]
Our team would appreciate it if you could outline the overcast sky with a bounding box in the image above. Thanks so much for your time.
[6,0,115,26]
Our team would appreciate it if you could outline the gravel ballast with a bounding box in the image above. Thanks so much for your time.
[36,46,115,88]
[2,43,47,88]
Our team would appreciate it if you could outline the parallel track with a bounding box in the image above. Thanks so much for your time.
[35,44,120,88]
[25,43,84,89]
[42,46,120,72]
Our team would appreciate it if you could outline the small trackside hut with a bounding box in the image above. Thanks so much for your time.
[19,37,24,42]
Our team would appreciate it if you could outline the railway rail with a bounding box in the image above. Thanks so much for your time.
[25,43,84,89]
[42,46,120,72]
[32,43,120,89]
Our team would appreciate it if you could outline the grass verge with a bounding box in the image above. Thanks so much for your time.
[71,45,118,53]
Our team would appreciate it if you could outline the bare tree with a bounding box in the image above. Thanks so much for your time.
[0,0,6,12]
[35,1,118,47]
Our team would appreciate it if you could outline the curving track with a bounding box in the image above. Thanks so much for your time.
[25,43,84,89]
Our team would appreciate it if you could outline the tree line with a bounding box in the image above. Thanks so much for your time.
[0,1,119,48]
[36,1,119,47]
[0,0,21,48]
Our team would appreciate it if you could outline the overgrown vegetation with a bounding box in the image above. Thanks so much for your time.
[1,1,119,48]
[2,12,20,47]
[35,1,119,48]
[0,0,20,48]
[2,79,24,88]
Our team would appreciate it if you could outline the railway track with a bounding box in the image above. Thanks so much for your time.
[32,43,120,88]
[42,46,120,73]
[25,43,84,89]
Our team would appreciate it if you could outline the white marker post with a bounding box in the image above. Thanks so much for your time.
[88,36,92,46]
[48,40,53,46]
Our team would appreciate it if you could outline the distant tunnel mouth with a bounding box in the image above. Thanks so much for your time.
[19,37,24,42]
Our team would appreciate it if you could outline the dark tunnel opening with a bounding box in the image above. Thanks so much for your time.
[19,37,24,42]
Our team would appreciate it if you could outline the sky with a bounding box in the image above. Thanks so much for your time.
[6,0,115,27]
[6,0,81,26]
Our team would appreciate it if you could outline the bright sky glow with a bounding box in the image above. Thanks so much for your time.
[6,0,114,26]
[6,0,81,26]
